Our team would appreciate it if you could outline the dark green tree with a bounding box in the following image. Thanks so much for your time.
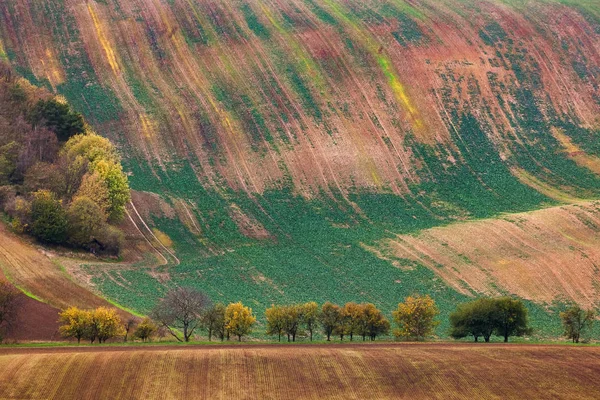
[28,99,85,142]
[494,297,531,342]
[449,298,499,342]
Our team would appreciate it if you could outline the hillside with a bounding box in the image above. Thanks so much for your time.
[1,0,600,336]
[1,344,600,399]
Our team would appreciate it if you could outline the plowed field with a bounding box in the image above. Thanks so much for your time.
[0,343,599,399]
[373,201,600,307]
[0,224,130,318]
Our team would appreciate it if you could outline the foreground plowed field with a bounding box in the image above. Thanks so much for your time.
[0,344,599,399]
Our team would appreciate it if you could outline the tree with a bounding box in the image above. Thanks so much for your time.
[67,196,107,248]
[494,297,530,343]
[202,303,226,341]
[319,302,341,341]
[75,172,110,215]
[58,307,90,344]
[123,316,139,342]
[302,302,319,341]
[393,294,440,341]
[23,162,65,195]
[16,126,59,176]
[449,298,499,342]
[86,307,124,343]
[225,302,256,341]
[359,303,390,341]
[30,190,67,244]
[62,132,119,166]
[28,98,85,142]
[560,305,596,344]
[93,159,130,222]
[134,318,158,342]
[0,279,22,343]
[0,141,19,185]
[265,305,286,342]
[283,304,305,342]
[342,302,363,341]
[152,287,211,342]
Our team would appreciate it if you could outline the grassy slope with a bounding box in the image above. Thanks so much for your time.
[1,344,600,399]
[0,0,599,336]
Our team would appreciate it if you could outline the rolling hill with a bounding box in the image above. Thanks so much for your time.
[1,0,599,337]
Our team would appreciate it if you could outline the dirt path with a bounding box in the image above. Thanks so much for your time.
[0,341,595,355]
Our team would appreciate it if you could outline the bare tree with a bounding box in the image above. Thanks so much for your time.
[123,316,140,342]
[0,279,23,343]
[202,303,226,341]
[151,287,211,342]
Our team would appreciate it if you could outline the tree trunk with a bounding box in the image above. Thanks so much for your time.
[238,335,242,342]
[326,333,331,341]
[310,330,313,341]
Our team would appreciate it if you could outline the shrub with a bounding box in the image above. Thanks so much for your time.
[133,318,158,342]
[95,225,125,255]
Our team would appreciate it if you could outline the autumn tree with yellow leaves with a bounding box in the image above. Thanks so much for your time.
[58,307,90,344]
[225,302,256,342]
[393,294,440,341]
[265,305,286,342]
[58,306,124,344]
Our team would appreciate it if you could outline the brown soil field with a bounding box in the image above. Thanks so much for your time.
[0,343,599,399]
[372,201,600,307]
[0,224,131,320]
[8,294,61,342]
